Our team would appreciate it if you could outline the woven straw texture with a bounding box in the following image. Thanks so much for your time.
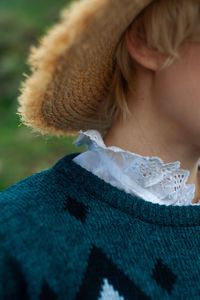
[17,0,154,137]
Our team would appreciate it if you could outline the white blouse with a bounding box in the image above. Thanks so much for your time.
[72,129,200,206]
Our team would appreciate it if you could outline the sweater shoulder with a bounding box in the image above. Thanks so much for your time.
[0,153,79,230]
[0,153,93,299]
[0,152,79,199]
[0,164,57,217]
[0,167,53,203]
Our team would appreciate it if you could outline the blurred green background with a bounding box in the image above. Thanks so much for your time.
[0,0,86,191]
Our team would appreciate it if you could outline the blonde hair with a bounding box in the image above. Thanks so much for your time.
[102,0,200,129]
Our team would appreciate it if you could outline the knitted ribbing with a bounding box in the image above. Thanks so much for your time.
[0,152,200,300]
[59,153,200,227]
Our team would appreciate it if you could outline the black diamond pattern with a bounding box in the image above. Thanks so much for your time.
[64,196,89,222]
[151,258,177,294]
[39,280,57,300]
[6,256,28,300]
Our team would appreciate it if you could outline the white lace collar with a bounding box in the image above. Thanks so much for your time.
[73,129,200,206]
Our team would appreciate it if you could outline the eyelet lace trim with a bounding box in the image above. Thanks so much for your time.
[73,129,200,206]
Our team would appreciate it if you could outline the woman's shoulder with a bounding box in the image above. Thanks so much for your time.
[0,151,88,253]
[0,152,93,299]
[0,156,61,207]
[0,152,81,231]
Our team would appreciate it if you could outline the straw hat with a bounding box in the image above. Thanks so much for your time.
[17,0,154,137]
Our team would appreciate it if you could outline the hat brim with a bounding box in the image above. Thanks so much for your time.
[17,0,154,137]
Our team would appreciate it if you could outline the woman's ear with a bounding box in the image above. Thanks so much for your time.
[125,27,165,71]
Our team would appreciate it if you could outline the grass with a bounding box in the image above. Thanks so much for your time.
[0,0,86,191]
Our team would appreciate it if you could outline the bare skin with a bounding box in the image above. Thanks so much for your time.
[104,26,200,204]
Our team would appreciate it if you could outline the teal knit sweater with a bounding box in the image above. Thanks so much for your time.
[1,152,200,300]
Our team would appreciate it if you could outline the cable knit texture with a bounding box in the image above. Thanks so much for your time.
[1,152,200,300]
[73,129,200,206]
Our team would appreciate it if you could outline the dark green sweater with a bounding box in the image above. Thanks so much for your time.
[1,152,200,300]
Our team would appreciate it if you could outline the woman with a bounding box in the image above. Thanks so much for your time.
[1,0,200,299]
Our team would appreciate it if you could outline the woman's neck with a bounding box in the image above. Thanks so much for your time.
[104,106,200,204]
